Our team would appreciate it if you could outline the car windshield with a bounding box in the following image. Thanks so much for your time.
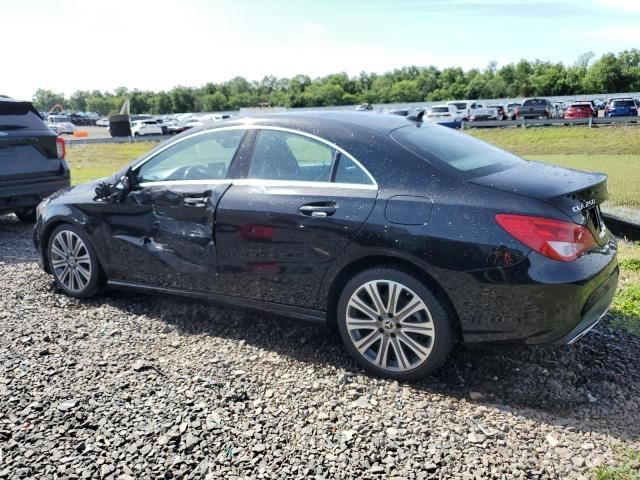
[612,99,635,107]
[391,124,524,177]
[431,107,449,113]
[523,99,546,106]
[449,102,467,110]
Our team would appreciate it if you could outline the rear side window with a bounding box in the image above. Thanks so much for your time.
[391,124,524,177]
[333,155,374,185]
[248,130,335,182]
[0,101,46,130]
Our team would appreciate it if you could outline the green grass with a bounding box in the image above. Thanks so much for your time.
[595,449,640,480]
[66,142,156,185]
[526,155,640,207]
[469,125,640,155]
[610,241,640,335]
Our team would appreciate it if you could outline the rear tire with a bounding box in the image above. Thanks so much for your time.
[15,208,37,223]
[337,268,454,381]
[47,224,103,298]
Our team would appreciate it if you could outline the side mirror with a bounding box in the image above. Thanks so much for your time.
[94,168,137,203]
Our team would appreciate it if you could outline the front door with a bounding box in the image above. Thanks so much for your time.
[102,128,246,293]
[215,128,378,308]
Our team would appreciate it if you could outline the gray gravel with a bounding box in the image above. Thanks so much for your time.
[1,213,639,479]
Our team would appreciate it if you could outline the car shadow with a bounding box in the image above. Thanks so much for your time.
[92,287,640,444]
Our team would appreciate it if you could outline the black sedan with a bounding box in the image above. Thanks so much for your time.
[33,112,618,380]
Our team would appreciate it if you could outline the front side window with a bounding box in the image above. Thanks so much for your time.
[248,130,335,182]
[137,129,244,182]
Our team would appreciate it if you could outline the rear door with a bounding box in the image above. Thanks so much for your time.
[215,128,378,308]
[0,100,61,180]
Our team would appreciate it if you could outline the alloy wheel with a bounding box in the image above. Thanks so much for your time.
[345,280,435,372]
[50,230,92,293]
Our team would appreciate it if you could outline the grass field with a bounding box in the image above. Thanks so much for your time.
[66,142,155,185]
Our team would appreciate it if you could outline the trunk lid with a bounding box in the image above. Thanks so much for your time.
[470,160,610,245]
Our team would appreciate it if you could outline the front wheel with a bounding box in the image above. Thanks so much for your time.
[47,224,103,298]
[337,268,454,381]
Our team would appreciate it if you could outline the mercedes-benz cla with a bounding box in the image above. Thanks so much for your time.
[33,112,618,380]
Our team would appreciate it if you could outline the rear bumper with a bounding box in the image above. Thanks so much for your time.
[0,170,70,214]
[449,239,619,344]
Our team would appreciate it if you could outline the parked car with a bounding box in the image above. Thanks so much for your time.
[0,97,69,222]
[446,100,482,120]
[130,120,163,137]
[355,103,373,111]
[506,103,521,120]
[386,109,410,117]
[469,107,499,121]
[47,114,76,135]
[33,112,618,380]
[517,98,552,119]
[594,99,607,110]
[487,105,507,120]
[605,98,638,117]
[425,105,462,126]
[586,100,598,117]
[96,117,110,127]
[564,102,595,119]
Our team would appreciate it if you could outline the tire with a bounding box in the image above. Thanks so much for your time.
[337,268,454,381]
[15,208,37,223]
[47,224,103,298]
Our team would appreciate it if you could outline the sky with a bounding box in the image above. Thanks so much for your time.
[3,0,640,100]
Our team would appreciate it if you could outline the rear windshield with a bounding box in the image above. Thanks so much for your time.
[571,103,590,108]
[391,124,524,177]
[0,101,47,130]
[431,107,449,113]
[612,99,635,107]
[522,99,547,106]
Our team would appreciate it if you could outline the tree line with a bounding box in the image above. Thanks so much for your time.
[32,50,640,115]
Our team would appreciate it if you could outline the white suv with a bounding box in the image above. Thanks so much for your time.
[131,120,163,137]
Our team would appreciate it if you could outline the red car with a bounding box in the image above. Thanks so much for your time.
[564,102,594,119]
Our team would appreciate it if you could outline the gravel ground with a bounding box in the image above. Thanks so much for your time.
[1,213,639,479]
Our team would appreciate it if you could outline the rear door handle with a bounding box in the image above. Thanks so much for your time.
[299,203,337,217]
[183,196,207,207]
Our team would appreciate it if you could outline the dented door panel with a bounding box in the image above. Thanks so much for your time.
[103,182,231,292]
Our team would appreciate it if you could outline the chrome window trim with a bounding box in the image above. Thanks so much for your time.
[137,178,378,191]
[132,124,378,187]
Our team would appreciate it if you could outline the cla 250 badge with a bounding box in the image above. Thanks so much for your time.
[572,199,597,212]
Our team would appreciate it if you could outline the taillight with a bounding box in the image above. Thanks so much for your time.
[56,136,66,159]
[495,214,596,262]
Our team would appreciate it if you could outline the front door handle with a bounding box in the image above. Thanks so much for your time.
[299,203,337,217]
[183,196,207,207]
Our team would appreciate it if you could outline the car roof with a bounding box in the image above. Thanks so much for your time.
[203,110,414,136]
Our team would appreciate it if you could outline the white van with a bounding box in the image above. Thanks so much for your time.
[446,100,483,120]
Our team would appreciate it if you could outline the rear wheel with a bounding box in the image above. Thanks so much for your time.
[15,208,37,223]
[47,224,103,298]
[337,268,454,381]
